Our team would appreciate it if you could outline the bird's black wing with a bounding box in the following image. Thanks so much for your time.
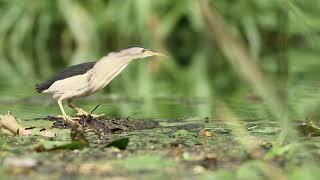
[35,62,96,93]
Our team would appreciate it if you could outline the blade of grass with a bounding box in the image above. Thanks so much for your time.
[197,0,293,144]
[58,0,99,65]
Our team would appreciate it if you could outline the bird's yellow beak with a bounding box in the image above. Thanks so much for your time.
[143,50,166,57]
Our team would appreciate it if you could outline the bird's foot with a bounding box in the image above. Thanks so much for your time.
[58,114,80,127]
[78,113,105,118]
[58,114,80,120]
[90,113,105,118]
[75,108,90,117]
[76,109,104,118]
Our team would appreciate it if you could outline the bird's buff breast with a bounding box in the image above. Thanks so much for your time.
[86,59,131,94]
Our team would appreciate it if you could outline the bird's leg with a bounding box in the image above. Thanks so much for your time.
[67,99,90,116]
[67,99,104,118]
[57,100,80,126]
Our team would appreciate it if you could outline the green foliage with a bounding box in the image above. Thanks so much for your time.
[0,0,317,97]
[104,137,129,150]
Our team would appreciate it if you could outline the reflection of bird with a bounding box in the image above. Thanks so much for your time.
[36,47,165,125]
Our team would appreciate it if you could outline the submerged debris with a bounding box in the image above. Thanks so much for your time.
[39,128,56,138]
[0,111,32,136]
[0,111,56,137]
[104,137,129,150]
[3,157,39,174]
[34,127,89,152]
[298,121,320,137]
[48,115,159,135]
[34,127,130,152]
[199,129,214,137]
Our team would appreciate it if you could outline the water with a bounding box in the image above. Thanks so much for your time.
[0,96,211,120]
[0,77,318,126]
[0,89,318,122]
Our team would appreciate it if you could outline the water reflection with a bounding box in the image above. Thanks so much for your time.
[0,96,210,120]
[0,95,271,121]
[0,79,318,121]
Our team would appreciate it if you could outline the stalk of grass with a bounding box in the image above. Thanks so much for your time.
[8,8,36,80]
[0,5,23,86]
[241,17,261,61]
[58,0,99,65]
[35,13,53,78]
[189,51,212,117]
[197,0,293,144]
[215,102,259,150]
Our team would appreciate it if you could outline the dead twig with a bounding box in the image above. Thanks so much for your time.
[0,111,32,136]
[0,111,56,137]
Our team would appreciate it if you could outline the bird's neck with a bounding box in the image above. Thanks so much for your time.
[90,56,133,92]
[94,55,133,74]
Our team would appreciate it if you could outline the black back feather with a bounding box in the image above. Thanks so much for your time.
[35,62,96,93]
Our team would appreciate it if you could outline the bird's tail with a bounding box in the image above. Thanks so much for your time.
[35,83,45,93]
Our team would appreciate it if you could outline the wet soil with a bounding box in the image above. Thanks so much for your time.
[47,115,159,135]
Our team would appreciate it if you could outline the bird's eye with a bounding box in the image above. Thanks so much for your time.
[141,49,146,53]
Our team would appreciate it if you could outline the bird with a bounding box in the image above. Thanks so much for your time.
[35,47,165,125]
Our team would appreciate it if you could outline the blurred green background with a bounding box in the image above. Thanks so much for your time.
[0,0,319,120]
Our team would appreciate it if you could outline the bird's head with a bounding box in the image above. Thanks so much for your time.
[110,47,166,60]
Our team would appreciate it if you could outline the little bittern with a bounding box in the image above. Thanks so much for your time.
[36,47,165,124]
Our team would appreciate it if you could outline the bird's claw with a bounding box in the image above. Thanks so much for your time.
[58,115,80,120]
[76,111,89,117]
[89,113,105,118]
[75,108,90,116]
[76,110,104,118]
[57,115,81,127]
